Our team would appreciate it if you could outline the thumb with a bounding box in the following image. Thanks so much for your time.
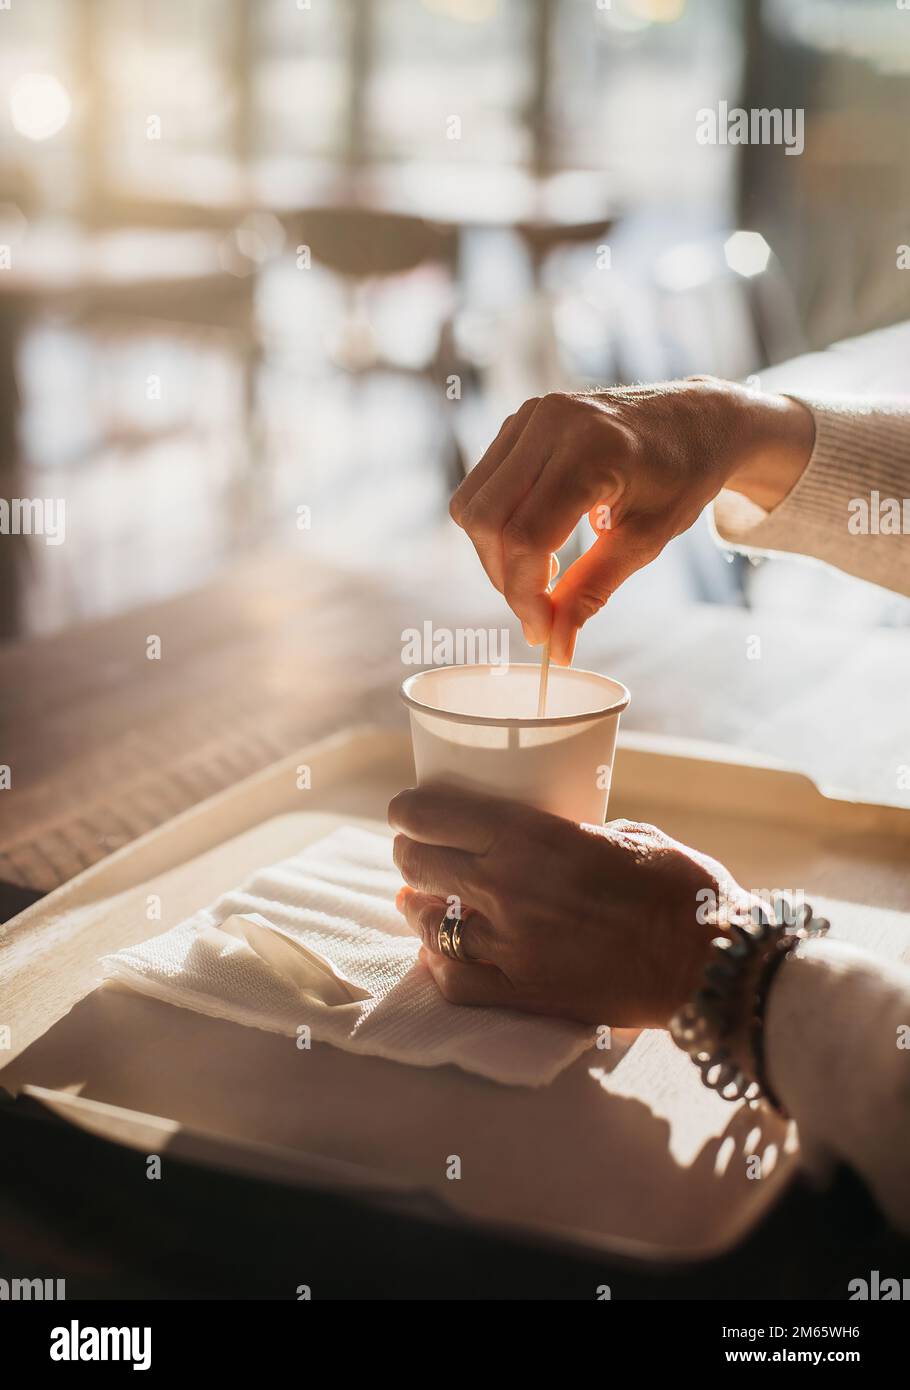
[549,522,661,664]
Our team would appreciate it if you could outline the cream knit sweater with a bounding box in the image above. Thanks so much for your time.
[714,394,910,596]
[713,395,910,1231]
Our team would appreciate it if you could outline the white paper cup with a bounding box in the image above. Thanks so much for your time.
[401,664,630,824]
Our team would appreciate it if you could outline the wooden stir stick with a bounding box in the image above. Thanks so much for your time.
[536,636,551,718]
[536,575,554,718]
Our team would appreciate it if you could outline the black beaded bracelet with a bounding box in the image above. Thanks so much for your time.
[669,895,829,1108]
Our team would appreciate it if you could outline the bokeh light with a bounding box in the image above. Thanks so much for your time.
[10,72,72,142]
[724,230,772,278]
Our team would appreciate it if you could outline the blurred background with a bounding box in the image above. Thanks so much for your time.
[2,0,910,644]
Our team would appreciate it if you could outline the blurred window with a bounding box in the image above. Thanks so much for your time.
[765,0,910,71]
[0,0,79,208]
[0,0,748,210]
[550,0,743,204]
[367,0,535,166]
[256,0,352,162]
[97,0,235,191]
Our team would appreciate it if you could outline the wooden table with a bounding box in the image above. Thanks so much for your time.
[0,538,496,901]
[107,156,616,233]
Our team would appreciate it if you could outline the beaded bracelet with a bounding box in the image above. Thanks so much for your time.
[669,894,830,1111]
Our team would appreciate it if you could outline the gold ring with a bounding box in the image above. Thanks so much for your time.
[451,916,471,963]
[437,917,456,958]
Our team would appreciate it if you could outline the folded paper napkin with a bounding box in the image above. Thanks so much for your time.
[101,826,593,1086]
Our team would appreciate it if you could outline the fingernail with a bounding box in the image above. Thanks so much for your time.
[550,632,576,667]
[523,618,550,647]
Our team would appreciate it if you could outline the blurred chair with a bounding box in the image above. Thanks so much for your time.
[287,206,464,486]
[628,232,804,383]
[522,223,809,608]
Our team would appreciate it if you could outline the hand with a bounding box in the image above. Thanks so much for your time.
[449,378,814,664]
[388,784,750,1028]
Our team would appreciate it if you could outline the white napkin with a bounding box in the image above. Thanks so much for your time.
[101,826,593,1087]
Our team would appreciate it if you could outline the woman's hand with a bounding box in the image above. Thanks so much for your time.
[449,378,814,664]
[388,784,751,1028]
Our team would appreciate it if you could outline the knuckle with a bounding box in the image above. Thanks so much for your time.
[502,513,540,553]
[536,391,570,421]
[612,818,656,836]
[608,819,671,855]
[393,834,419,882]
[388,789,414,827]
[608,819,651,843]
[458,499,495,541]
[569,586,609,623]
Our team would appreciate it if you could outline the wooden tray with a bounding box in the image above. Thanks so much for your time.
[2,726,909,1262]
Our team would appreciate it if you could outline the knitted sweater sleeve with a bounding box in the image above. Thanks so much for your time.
[712,395,910,596]
[713,394,910,1229]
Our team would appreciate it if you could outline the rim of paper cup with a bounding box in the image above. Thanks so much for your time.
[400,664,630,729]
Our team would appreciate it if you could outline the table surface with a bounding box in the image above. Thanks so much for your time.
[2,320,910,902]
[0,227,238,299]
[107,155,617,229]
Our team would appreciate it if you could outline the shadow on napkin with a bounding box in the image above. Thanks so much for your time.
[101,826,593,1087]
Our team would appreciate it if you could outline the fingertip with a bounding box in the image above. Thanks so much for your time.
[387,787,417,830]
[519,593,554,648]
[548,622,577,667]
